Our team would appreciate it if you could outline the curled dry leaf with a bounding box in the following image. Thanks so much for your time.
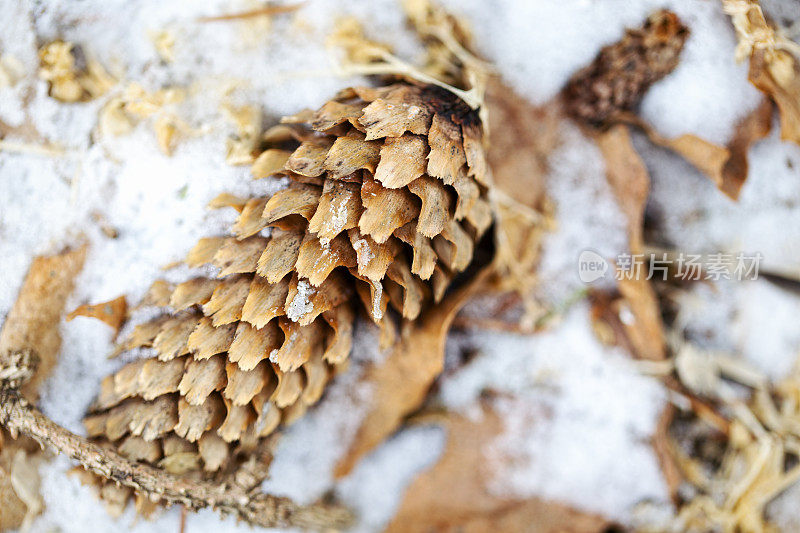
[0,246,87,530]
[595,125,665,360]
[67,295,128,335]
[386,403,614,533]
[626,97,773,200]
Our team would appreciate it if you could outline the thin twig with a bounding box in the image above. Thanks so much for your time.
[0,350,353,531]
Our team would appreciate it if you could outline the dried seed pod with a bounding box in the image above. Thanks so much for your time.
[562,10,689,127]
[84,81,492,513]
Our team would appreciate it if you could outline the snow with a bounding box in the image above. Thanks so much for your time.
[443,0,761,143]
[535,122,629,302]
[286,278,315,322]
[1,0,799,531]
[440,305,667,521]
[353,238,375,270]
[670,277,800,382]
[642,123,800,278]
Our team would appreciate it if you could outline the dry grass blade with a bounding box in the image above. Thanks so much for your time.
[652,404,682,506]
[197,2,305,23]
[644,338,800,531]
[329,3,487,110]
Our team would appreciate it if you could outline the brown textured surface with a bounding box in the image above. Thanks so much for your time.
[84,81,493,512]
[563,10,689,127]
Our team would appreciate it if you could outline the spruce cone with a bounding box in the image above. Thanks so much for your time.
[563,9,689,127]
[82,81,491,512]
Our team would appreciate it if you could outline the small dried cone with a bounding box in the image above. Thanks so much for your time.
[83,80,492,513]
[563,10,689,127]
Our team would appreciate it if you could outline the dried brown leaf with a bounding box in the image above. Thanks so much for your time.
[631,97,773,200]
[596,125,665,360]
[386,404,614,533]
[0,245,87,399]
[67,296,128,335]
[334,266,491,477]
[481,78,557,314]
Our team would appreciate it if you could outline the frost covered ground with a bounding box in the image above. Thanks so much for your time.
[1,0,799,531]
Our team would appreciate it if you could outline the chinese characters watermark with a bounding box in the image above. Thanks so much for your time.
[578,250,762,283]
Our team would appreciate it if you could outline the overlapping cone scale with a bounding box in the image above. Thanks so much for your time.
[83,81,491,511]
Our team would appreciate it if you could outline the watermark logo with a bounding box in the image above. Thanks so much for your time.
[578,250,763,283]
[578,250,609,283]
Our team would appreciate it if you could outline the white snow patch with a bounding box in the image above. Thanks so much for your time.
[286,278,315,322]
[353,238,375,270]
[536,122,629,304]
[440,304,668,521]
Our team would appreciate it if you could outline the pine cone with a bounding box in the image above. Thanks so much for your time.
[563,9,689,127]
[82,81,491,512]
